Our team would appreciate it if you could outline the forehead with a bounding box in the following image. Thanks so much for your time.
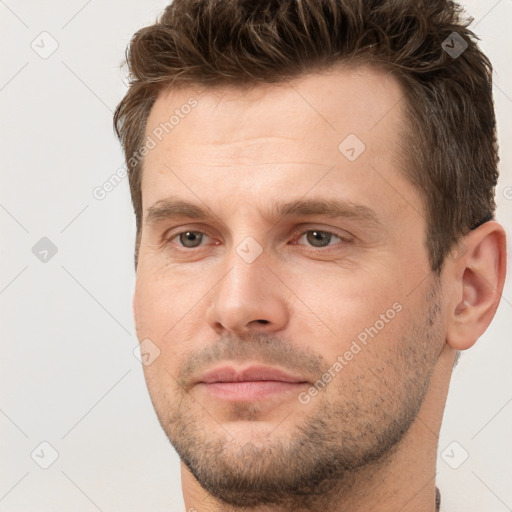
[140,65,417,223]
[145,64,405,149]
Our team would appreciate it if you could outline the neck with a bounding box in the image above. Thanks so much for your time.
[182,345,455,512]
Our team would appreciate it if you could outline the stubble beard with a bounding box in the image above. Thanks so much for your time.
[146,281,443,510]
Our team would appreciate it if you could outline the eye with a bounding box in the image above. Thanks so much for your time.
[164,227,349,252]
[294,229,346,248]
[170,230,210,248]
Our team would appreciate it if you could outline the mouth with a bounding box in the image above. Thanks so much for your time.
[195,364,309,401]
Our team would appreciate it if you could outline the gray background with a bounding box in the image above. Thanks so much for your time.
[1,1,511,511]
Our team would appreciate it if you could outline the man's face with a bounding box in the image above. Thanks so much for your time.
[133,66,446,506]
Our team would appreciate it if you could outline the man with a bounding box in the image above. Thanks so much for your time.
[114,1,507,510]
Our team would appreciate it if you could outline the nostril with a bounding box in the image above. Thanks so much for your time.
[257,319,269,324]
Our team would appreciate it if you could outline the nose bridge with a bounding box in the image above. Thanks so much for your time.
[218,238,270,312]
[206,235,289,334]
[227,240,265,298]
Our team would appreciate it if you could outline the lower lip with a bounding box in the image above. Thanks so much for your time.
[200,381,306,401]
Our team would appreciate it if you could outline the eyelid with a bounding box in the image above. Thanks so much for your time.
[289,226,351,242]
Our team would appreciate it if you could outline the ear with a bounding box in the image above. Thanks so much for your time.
[445,221,507,350]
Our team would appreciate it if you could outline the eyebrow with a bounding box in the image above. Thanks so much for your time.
[144,196,382,227]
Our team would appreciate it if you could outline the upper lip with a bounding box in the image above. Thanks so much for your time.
[197,365,308,384]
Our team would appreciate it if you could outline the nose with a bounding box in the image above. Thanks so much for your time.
[205,246,289,336]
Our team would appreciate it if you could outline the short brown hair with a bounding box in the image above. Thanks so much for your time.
[114,0,498,271]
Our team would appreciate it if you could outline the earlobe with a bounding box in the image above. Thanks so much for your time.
[446,221,507,351]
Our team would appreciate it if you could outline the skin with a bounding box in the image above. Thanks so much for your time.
[132,65,506,512]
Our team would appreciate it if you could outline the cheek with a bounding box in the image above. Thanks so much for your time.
[133,275,169,337]
[288,267,425,384]
[291,266,404,341]
[134,265,204,335]
[133,267,217,376]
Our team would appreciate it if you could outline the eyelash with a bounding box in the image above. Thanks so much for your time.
[164,227,351,252]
